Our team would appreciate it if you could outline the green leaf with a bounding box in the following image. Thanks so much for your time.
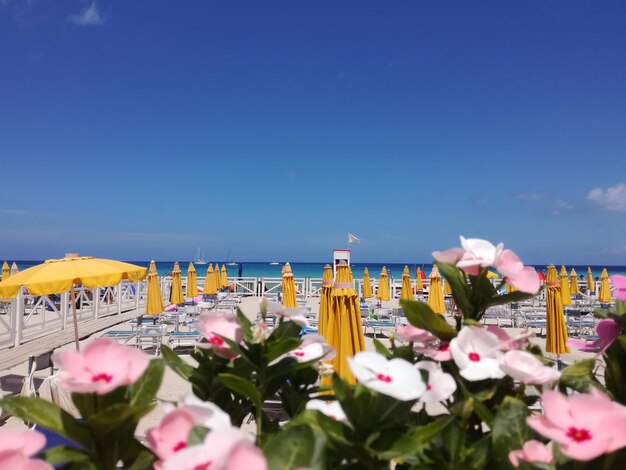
[559,358,596,392]
[436,262,473,316]
[373,338,392,358]
[128,358,165,411]
[161,344,194,380]
[71,393,97,418]
[265,337,302,363]
[40,445,91,465]
[187,425,210,446]
[219,373,262,408]
[471,397,495,429]
[263,425,324,470]
[287,409,353,447]
[491,396,531,468]
[88,403,134,435]
[237,307,254,343]
[409,415,455,445]
[124,449,157,470]
[0,396,93,450]
[400,299,458,341]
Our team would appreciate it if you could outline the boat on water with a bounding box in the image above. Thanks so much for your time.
[225,248,238,267]
[195,248,207,265]
[269,261,280,265]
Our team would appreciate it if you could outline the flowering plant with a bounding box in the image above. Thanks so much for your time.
[2,237,626,469]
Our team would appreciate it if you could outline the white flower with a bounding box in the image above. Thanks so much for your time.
[456,236,504,270]
[450,326,505,381]
[416,361,457,403]
[251,322,271,344]
[176,393,232,431]
[306,399,347,422]
[499,350,561,385]
[348,352,426,401]
[263,300,310,326]
[287,334,335,363]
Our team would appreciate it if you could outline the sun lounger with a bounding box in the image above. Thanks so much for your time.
[363,319,395,337]
[168,331,201,348]
[102,330,138,345]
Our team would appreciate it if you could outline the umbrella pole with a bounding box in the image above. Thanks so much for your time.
[70,284,80,351]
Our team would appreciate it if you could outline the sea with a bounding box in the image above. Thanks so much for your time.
[5,260,626,281]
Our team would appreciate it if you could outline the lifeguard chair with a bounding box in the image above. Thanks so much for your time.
[332,249,350,278]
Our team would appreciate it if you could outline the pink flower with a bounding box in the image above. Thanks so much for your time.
[288,334,335,362]
[159,428,266,470]
[432,247,466,265]
[197,313,243,359]
[486,325,533,351]
[527,390,626,461]
[395,325,434,343]
[567,319,621,354]
[456,236,504,272]
[306,399,347,422]
[499,350,561,385]
[508,440,553,467]
[416,361,456,403]
[609,274,626,301]
[0,430,53,470]
[348,352,426,401]
[53,339,149,395]
[396,325,453,361]
[449,326,505,381]
[494,249,540,294]
[263,301,310,326]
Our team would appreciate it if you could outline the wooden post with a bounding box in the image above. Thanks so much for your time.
[70,285,80,351]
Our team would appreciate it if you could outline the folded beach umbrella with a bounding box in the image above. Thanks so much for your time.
[145,260,164,315]
[415,267,424,291]
[443,279,452,296]
[318,264,334,338]
[598,268,612,303]
[401,265,413,300]
[329,261,365,383]
[376,266,390,301]
[570,268,579,295]
[506,282,516,294]
[362,267,373,299]
[186,262,198,298]
[559,265,572,306]
[282,263,297,308]
[0,256,147,350]
[170,262,184,305]
[214,264,222,291]
[204,264,217,295]
[587,267,595,293]
[545,265,569,355]
[10,262,19,276]
[1,261,9,281]
[221,265,228,289]
[427,265,446,314]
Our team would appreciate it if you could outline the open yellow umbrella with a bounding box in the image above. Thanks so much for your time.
[377,266,390,301]
[545,265,569,355]
[362,268,373,299]
[598,268,612,303]
[204,264,217,295]
[570,268,579,295]
[401,265,413,300]
[282,262,297,308]
[587,267,595,293]
[427,265,445,314]
[0,256,147,350]
[318,264,334,338]
[221,265,229,289]
[559,265,572,306]
[170,262,184,305]
[146,261,164,315]
[186,262,198,298]
[214,264,222,292]
[1,261,9,281]
[328,261,365,384]
[415,267,424,291]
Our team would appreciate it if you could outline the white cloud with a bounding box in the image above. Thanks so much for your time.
[552,199,574,214]
[587,183,626,212]
[516,192,545,202]
[68,2,103,26]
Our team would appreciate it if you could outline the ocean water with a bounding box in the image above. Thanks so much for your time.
[4,260,626,281]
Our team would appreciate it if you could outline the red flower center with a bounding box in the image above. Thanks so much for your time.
[209,335,224,346]
[439,343,449,351]
[376,373,392,383]
[426,384,432,391]
[294,351,305,357]
[172,441,187,452]
[91,373,113,383]
[192,463,212,470]
[468,352,481,362]
[566,427,592,443]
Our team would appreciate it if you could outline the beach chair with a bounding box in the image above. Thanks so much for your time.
[137,325,167,355]
[102,330,138,345]
[168,331,201,349]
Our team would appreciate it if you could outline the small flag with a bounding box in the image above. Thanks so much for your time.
[348,233,360,244]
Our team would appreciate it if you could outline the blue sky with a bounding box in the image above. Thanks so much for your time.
[1,1,625,265]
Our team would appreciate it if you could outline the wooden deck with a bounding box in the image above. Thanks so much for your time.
[0,309,144,372]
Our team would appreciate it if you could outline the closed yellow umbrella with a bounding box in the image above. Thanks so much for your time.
[377,266,390,301]
[328,261,365,384]
[1,261,9,281]
[318,264,334,338]
[0,256,147,350]
[486,271,499,279]
[559,265,571,306]
[443,279,452,296]
[598,268,612,303]
[415,267,424,291]
[545,265,569,354]
[401,265,413,300]
[214,263,222,291]
[204,264,217,295]
[506,282,516,293]
[282,262,297,308]
[427,265,445,314]
[362,267,373,299]
[221,265,229,289]
[170,262,184,305]
[186,262,198,298]
[146,260,164,315]
[570,268,579,295]
[587,267,595,293]
[10,262,19,276]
